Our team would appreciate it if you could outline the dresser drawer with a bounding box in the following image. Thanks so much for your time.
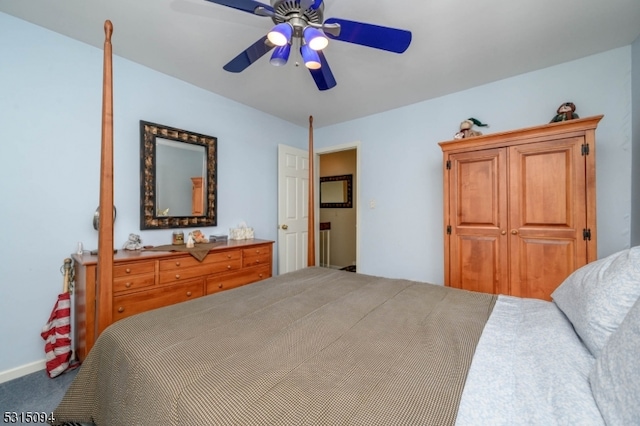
[242,244,272,268]
[113,274,155,294]
[158,259,242,284]
[113,260,155,278]
[242,245,271,258]
[159,250,241,271]
[113,279,204,320]
[206,265,271,294]
[243,252,272,268]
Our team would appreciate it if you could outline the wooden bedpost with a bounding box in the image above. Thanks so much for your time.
[96,20,114,335]
[307,115,315,266]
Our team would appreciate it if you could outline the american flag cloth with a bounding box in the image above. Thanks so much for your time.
[41,292,73,378]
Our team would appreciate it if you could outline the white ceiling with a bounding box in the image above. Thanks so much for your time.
[2,0,639,128]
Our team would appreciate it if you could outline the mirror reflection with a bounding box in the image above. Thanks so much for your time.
[155,139,206,217]
[320,174,353,208]
[140,121,217,230]
[320,181,347,203]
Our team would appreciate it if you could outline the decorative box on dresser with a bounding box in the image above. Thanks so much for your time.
[439,116,602,301]
[73,239,273,361]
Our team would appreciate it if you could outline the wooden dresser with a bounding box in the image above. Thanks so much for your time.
[73,239,273,361]
[439,116,601,301]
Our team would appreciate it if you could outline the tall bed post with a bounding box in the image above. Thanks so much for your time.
[96,20,115,335]
[308,115,316,266]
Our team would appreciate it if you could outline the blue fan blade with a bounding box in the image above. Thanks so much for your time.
[203,0,273,15]
[223,36,274,72]
[310,0,323,10]
[324,18,411,53]
[309,51,336,91]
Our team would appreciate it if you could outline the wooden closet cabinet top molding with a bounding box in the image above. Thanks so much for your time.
[438,115,603,152]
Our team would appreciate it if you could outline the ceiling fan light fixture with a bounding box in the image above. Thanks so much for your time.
[270,44,291,66]
[267,23,293,46]
[301,44,321,70]
[303,26,328,51]
[216,0,411,91]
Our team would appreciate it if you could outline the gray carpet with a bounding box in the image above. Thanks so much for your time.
[0,368,78,425]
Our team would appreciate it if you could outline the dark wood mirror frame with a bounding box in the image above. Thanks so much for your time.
[140,120,217,229]
[320,174,353,208]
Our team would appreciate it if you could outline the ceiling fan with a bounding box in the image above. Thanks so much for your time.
[204,0,412,90]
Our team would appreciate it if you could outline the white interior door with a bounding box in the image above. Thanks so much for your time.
[277,144,309,275]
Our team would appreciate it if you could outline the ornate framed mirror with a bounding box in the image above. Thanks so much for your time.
[320,174,353,208]
[140,121,217,229]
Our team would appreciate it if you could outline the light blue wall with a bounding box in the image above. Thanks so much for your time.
[316,47,634,284]
[632,35,640,246]
[0,12,305,374]
[0,10,636,376]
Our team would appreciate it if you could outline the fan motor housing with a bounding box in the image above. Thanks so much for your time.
[270,0,323,35]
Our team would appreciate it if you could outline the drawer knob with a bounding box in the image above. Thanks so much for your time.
[227,254,231,259]
[259,274,263,278]
[125,268,131,274]
[175,274,181,279]
[125,282,132,288]
[255,260,260,264]
[218,283,223,289]
[256,250,261,254]
[186,291,192,297]
[117,307,124,313]
[175,261,181,266]
[227,265,231,269]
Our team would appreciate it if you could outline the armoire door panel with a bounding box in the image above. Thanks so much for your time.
[451,235,507,294]
[452,149,506,227]
[508,138,588,299]
[447,148,508,293]
[510,237,578,300]
[520,149,569,225]
[509,138,586,229]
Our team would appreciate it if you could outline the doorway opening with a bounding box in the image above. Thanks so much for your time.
[317,144,359,272]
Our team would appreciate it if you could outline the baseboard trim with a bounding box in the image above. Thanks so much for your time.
[0,359,45,384]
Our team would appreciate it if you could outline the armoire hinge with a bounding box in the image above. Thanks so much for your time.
[581,143,590,156]
[446,225,452,235]
[446,160,451,170]
[583,228,592,241]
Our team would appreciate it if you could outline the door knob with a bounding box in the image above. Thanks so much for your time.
[281,224,288,230]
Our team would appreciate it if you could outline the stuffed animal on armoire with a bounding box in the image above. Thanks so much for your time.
[550,102,579,123]
[454,118,489,139]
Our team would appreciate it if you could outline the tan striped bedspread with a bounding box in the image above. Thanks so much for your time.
[53,267,496,426]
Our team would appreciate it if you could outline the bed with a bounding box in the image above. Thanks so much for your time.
[52,21,639,426]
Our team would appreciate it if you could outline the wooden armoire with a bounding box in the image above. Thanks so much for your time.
[439,116,602,301]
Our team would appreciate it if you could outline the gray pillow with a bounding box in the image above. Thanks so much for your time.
[590,296,640,425]
[551,246,640,357]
